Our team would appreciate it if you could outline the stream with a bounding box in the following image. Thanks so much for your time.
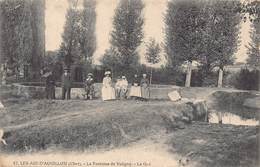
[209,112,259,126]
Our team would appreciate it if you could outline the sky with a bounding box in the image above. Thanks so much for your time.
[45,0,252,65]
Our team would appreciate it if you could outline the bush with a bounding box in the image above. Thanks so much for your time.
[232,68,259,90]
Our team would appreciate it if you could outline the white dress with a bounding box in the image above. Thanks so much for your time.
[102,77,116,101]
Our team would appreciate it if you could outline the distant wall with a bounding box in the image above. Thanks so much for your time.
[6,83,180,100]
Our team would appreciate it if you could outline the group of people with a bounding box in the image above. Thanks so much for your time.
[45,68,73,100]
[101,71,150,101]
[44,69,151,101]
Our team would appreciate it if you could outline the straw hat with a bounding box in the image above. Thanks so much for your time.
[88,73,93,77]
[105,71,111,75]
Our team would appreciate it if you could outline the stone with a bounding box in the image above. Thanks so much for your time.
[168,90,181,102]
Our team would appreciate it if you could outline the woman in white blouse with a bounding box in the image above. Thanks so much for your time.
[101,71,116,101]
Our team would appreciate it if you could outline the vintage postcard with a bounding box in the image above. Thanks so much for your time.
[0,0,259,167]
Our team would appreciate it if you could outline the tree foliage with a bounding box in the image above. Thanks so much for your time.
[100,47,121,73]
[0,0,44,80]
[247,22,260,69]
[201,0,241,71]
[79,0,96,63]
[145,38,161,65]
[109,0,144,73]
[59,0,96,69]
[164,0,206,67]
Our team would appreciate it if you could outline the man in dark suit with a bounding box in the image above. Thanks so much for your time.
[45,71,56,99]
[61,69,72,100]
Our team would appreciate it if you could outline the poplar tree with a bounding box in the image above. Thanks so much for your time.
[109,0,144,74]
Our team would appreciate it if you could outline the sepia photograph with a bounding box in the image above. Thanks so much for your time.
[0,0,259,166]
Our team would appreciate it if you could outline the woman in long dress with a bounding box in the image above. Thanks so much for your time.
[129,74,141,99]
[101,71,116,101]
[120,76,128,99]
[140,73,150,100]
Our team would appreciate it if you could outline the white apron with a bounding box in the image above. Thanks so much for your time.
[129,85,141,97]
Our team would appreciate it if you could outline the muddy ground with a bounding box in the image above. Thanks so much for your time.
[0,98,259,167]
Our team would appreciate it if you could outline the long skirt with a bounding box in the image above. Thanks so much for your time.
[141,85,150,99]
[102,86,116,101]
[129,86,141,97]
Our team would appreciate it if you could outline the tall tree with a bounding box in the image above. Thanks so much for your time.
[0,0,3,65]
[1,0,33,79]
[206,0,240,88]
[79,0,96,64]
[109,0,144,74]
[30,0,45,80]
[246,1,260,70]
[145,38,161,84]
[59,0,82,69]
[164,0,207,87]
[60,0,97,70]
[247,23,259,70]
[197,0,241,87]
[0,0,44,81]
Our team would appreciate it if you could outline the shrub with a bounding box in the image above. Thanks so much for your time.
[233,68,259,90]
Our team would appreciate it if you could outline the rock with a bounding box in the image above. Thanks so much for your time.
[179,99,208,122]
[168,90,181,102]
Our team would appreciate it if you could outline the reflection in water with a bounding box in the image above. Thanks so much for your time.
[209,112,259,126]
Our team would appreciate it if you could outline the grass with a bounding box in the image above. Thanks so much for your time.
[168,122,259,167]
[0,86,259,167]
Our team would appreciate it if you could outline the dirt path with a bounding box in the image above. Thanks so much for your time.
[1,139,183,167]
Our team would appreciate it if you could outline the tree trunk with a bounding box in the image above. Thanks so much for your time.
[218,67,224,88]
[150,67,152,85]
[185,61,192,87]
[30,0,45,81]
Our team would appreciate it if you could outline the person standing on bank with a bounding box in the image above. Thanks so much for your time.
[140,73,150,101]
[62,69,72,100]
[129,74,141,100]
[101,71,116,101]
[45,71,56,99]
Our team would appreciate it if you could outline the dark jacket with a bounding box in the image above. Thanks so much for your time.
[132,77,140,86]
[61,74,72,88]
[46,74,55,87]
[140,78,149,86]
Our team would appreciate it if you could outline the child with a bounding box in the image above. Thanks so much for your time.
[84,73,95,100]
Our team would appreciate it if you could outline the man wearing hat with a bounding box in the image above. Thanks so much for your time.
[83,73,95,100]
[45,71,56,99]
[61,68,72,100]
